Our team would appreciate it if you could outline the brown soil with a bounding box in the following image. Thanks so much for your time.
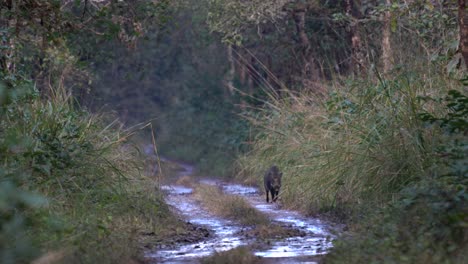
[141,221,211,250]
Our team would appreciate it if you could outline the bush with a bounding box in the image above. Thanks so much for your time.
[236,72,460,216]
[235,73,467,262]
[326,89,467,263]
[0,82,173,263]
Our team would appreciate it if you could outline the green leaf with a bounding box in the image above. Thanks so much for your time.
[391,17,398,33]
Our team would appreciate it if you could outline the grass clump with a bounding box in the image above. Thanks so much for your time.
[324,89,468,263]
[176,175,195,187]
[194,184,269,226]
[0,85,178,263]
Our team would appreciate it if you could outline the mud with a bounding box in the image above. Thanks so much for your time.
[144,160,335,263]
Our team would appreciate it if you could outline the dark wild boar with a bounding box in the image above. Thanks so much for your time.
[264,165,283,203]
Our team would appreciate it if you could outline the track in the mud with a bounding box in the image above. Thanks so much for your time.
[145,163,334,263]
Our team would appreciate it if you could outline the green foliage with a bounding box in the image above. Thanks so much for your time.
[0,81,173,263]
[0,0,172,99]
[325,88,467,263]
[0,79,46,263]
[419,90,468,135]
[0,175,47,263]
[84,3,251,176]
[237,72,456,214]
[206,0,292,45]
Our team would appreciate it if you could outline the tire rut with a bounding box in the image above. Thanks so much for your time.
[145,162,335,263]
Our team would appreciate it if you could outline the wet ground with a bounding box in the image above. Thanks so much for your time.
[145,161,335,263]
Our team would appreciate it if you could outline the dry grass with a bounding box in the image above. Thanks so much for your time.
[176,175,194,187]
[193,184,305,241]
[194,184,269,226]
[235,73,461,215]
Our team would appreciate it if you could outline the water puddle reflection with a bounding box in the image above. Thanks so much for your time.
[146,161,334,263]
[220,183,334,258]
[146,183,245,262]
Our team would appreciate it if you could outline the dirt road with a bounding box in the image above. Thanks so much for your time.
[145,161,335,263]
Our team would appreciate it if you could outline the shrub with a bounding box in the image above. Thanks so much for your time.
[236,72,461,217]
[0,83,173,263]
[325,89,467,263]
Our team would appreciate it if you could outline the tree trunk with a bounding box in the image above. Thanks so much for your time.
[1,0,17,80]
[459,0,468,68]
[382,0,393,74]
[292,5,320,84]
[224,45,236,97]
[292,6,310,49]
[346,0,365,75]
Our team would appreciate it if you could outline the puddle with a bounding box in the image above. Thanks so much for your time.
[145,166,246,263]
[146,187,246,262]
[220,183,334,258]
[161,185,193,195]
[222,184,258,196]
[145,160,335,263]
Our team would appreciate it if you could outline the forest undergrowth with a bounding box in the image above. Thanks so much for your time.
[0,82,182,263]
[236,69,467,263]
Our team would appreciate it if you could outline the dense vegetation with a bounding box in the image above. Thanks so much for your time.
[214,1,467,262]
[236,74,467,262]
[1,0,467,263]
[0,82,178,263]
[82,3,251,175]
[0,1,180,263]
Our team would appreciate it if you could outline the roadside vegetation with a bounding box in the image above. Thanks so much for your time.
[0,82,185,263]
[205,1,468,262]
[0,1,189,263]
[2,0,467,263]
[236,72,467,262]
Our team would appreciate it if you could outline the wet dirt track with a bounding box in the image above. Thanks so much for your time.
[145,162,335,263]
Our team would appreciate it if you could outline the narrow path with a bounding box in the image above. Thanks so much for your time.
[145,162,335,263]
[203,180,334,259]
[145,162,248,263]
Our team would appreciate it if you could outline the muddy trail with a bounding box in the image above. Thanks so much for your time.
[145,161,335,263]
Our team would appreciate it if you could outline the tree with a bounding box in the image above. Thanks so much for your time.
[346,0,366,75]
[382,0,393,74]
[459,0,468,68]
[0,0,169,94]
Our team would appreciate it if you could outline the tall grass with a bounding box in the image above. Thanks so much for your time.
[235,70,467,261]
[0,87,176,263]
[236,71,461,216]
